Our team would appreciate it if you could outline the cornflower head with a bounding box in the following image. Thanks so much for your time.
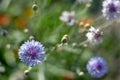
[1,29,7,36]
[18,40,45,67]
[86,56,108,78]
[102,0,120,20]
[60,11,75,26]
[86,27,103,45]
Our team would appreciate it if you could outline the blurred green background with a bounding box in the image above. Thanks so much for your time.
[0,0,120,80]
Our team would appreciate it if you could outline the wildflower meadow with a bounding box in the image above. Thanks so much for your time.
[0,0,120,80]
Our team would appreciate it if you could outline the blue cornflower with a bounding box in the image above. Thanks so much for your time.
[86,56,108,78]
[1,29,7,36]
[18,40,45,67]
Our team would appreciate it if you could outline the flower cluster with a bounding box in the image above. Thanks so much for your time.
[60,11,75,26]
[86,27,103,45]
[18,40,45,67]
[16,0,111,79]
[86,57,108,78]
[102,0,120,20]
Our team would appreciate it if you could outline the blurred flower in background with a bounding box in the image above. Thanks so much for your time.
[0,13,10,26]
[14,17,26,29]
[60,11,75,26]
[102,0,120,20]
[1,29,7,36]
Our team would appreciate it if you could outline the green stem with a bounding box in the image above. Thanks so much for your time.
[99,19,116,30]
[71,1,78,10]
[78,40,88,46]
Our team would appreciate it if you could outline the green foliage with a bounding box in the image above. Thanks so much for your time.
[0,0,120,80]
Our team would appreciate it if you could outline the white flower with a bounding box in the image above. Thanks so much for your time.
[86,27,103,45]
[102,0,120,20]
[60,11,75,26]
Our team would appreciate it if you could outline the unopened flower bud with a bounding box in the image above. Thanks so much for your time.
[32,3,39,12]
[56,45,62,53]
[76,68,84,76]
[61,34,69,44]
[29,35,34,40]
[24,28,29,33]
[24,67,32,75]
[79,72,84,76]
[72,43,77,48]
[24,70,29,75]
[6,44,11,49]
[86,3,91,8]
[83,44,88,48]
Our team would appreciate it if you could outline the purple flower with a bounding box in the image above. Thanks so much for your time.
[1,29,7,36]
[86,57,108,78]
[18,40,45,67]
[102,0,120,20]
